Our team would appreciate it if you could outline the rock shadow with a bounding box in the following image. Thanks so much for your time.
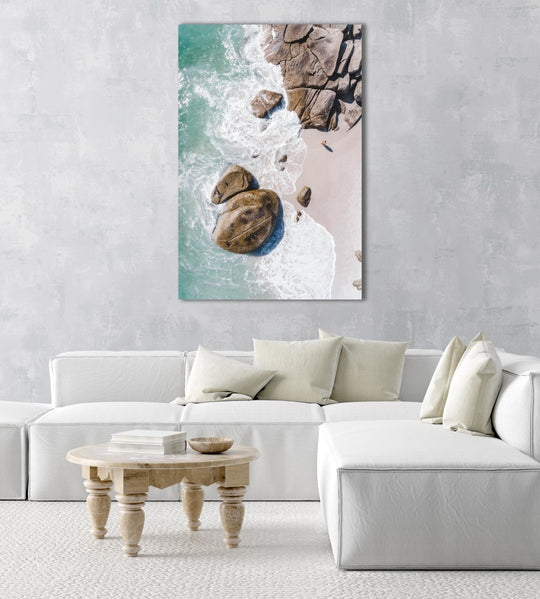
[249,201,284,256]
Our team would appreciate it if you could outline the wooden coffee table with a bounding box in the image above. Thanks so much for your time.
[66,443,260,557]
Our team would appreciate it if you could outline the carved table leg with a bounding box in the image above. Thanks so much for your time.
[181,482,204,531]
[218,485,246,548]
[116,492,147,557]
[83,478,112,539]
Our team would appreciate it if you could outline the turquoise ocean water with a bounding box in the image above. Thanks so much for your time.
[178,25,335,299]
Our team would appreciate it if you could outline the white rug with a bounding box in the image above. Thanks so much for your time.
[0,501,539,599]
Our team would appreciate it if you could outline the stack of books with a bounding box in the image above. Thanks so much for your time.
[108,430,187,455]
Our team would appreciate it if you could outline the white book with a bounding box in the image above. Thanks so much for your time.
[107,440,187,455]
[110,430,186,445]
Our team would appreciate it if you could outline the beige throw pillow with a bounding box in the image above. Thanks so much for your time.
[182,345,275,404]
[253,337,343,404]
[319,330,409,402]
[420,336,466,423]
[442,333,502,436]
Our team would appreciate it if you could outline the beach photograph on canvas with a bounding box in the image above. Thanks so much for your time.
[178,24,363,300]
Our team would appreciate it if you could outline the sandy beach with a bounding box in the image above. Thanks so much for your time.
[283,119,363,299]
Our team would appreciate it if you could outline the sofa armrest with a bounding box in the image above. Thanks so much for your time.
[492,352,540,462]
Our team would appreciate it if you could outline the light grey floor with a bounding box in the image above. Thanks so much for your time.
[0,501,538,599]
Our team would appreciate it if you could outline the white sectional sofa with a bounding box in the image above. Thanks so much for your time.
[1,346,539,569]
[24,349,440,501]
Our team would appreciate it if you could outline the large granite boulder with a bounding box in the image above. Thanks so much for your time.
[288,88,336,129]
[336,40,354,75]
[307,27,344,76]
[339,99,362,129]
[212,189,280,254]
[261,25,290,65]
[348,41,362,74]
[283,24,312,43]
[281,46,328,89]
[250,90,283,118]
[211,165,254,205]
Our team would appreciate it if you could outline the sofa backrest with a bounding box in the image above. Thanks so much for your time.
[492,352,540,462]
[184,349,443,403]
[50,351,185,407]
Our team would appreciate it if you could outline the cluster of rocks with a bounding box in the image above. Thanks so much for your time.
[255,24,362,131]
[211,165,280,254]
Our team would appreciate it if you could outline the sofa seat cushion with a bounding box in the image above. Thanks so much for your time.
[180,399,323,424]
[29,402,183,500]
[33,401,183,424]
[318,420,540,569]
[323,401,420,422]
[0,402,52,499]
[180,400,324,500]
[320,420,539,469]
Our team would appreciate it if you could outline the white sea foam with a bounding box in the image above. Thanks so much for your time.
[254,201,335,299]
[210,26,307,198]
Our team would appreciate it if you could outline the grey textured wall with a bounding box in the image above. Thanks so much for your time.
[2,0,540,402]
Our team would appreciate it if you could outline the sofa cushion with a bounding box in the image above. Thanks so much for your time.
[181,400,324,500]
[319,420,538,469]
[319,330,409,402]
[50,351,185,407]
[253,337,342,404]
[28,402,183,501]
[184,349,442,404]
[318,420,540,569]
[33,401,183,424]
[420,336,466,423]
[443,334,502,436]
[182,345,274,403]
[180,399,323,424]
[323,401,420,422]
[492,352,540,462]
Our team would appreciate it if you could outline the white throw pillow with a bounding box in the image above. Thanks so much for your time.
[442,333,502,436]
[420,336,466,423]
[253,337,343,404]
[180,345,275,404]
[319,330,409,402]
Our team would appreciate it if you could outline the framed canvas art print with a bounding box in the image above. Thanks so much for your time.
[178,24,363,299]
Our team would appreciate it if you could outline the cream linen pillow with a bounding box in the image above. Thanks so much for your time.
[319,330,409,402]
[180,345,275,404]
[442,333,502,436]
[253,337,343,404]
[420,336,466,423]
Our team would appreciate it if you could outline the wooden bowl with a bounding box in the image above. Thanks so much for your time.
[188,437,234,454]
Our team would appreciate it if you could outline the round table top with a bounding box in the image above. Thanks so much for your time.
[66,443,260,470]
